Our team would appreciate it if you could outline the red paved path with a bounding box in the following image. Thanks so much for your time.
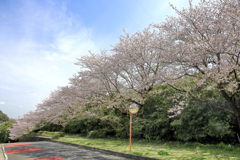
[4,143,31,148]
[6,147,44,154]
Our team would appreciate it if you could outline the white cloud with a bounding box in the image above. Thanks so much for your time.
[44,28,97,62]
[0,86,15,91]
[19,106,23,108]
[0,102,5,105]
[51,65,59,70]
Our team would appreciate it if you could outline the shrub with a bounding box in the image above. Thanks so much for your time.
[99,131,106,138]
[58,132,65,137]
[38,131,44,135]
[88,130,98,138]
[226,144,234,151]
[216,142,235,151]
[0,120,15,143]
[158,150,169,155]
[193,142,204,148]
[52,134,60,139]
[20,131,37,140]
[217,142,226,149]
[132,89,174,141]
[39,123,63,132]
[87,130,106,138]
[170,98,236,142]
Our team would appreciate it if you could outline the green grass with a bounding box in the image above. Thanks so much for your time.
[53,134,240,160]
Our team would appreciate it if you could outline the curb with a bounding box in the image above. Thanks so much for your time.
[51,140,163,160]
[1,144,8,160]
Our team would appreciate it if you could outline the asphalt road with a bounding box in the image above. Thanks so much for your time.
[4,141,132,160]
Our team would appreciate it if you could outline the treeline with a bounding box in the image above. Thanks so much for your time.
[38,85,239,143]
[0,110,9,123]
[9,0,240,144]
[0,110,15,143]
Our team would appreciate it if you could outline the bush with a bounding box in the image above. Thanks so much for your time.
[132,86,175,141]
[64,118,102,135]
[20,131,37,140]
[37,131,49,136]
[0,110,9,122]
[88,130,98,138]
[58,132,65,137]
[99,131,106,138]
[0,120,15,143]
[170,97,236,142]
[52,134,60,139]
[87,130,107,138]
[158,150,169,155]
[38,131,44,135]
[226,144,234,151]
[38,123,63,132]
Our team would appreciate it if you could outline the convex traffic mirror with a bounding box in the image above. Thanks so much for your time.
[129,103,139,114]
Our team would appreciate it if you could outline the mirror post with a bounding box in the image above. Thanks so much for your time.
[129,112,132,152]
[128,103,139,153]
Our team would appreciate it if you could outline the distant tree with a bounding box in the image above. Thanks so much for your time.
[0,120,15,143]
[36,86,83,126]
[0,110,9,122]
[9,111,40,140]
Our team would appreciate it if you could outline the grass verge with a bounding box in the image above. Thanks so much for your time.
[54,134,240,160]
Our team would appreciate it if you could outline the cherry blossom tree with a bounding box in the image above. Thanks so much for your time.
[153,0,240,130]
[71,52,127,115]
[74,27,170,109]
[9,111,41,140]
[110,28,168,104]
[36,86,82,126]
[9,0,240,139]
[9,85,95,140]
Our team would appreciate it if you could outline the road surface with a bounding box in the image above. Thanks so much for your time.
[3,141,132,160]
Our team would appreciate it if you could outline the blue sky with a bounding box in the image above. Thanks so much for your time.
[0,0,200,119]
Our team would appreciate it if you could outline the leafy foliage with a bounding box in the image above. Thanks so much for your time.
[132,85,175,140]
[0,120,15,143]
[170,89,237,142]
[0,110,9,123]
[38,123,63,132]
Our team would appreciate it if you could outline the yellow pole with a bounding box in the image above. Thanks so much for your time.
[129,112,132,152]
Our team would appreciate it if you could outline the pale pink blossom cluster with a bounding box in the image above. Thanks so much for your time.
[9,111,42,140]
[9,0,240,139]
[168,105,184,118]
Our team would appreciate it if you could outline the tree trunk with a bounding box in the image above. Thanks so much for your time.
[220,89,240,132]
[236,112,240,132]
